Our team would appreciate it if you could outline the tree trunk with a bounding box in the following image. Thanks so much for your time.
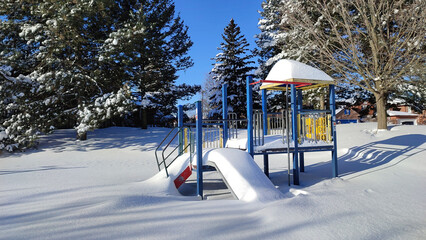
[320,94,325,110]
[141,108,147,129]
[374,92,388,130]
[77,131,87,140]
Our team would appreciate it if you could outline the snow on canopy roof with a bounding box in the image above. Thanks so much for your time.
[261,59,334,90]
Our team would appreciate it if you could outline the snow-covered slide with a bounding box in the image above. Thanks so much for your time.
[196,148,284,203]
[160,148,284,203]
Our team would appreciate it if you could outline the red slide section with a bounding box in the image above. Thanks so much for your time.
[173,165,192,189]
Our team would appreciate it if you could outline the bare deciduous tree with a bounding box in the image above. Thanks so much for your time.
[281,0,425,129]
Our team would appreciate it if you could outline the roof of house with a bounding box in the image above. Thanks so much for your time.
[387,111,418,117]
[336,108,360,120]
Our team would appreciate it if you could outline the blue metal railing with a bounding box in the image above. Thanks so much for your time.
[155,127,193,177]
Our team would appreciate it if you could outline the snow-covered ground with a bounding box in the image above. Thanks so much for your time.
[1,123,425,239]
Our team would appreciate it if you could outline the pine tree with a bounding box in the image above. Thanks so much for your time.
[101,0,198,125]
[0,0,197,149]
[208,19,255,119]
[1,1,135,142]
[255,0,329,111]
[254,0,285,80]
[201,73,216,118]
[0,68,47,152]
[141,83,200,124]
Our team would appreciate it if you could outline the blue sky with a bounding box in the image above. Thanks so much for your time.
[174,0,264,103]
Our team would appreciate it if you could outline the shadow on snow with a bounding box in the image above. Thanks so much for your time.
[1,127,174,157]
[270,134,426,188]
[337,134,426,179]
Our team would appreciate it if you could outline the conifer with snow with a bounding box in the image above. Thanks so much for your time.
[207,19,255,118]
[0,0,197,149]
[255,0,329,112]
[0,69,47,151]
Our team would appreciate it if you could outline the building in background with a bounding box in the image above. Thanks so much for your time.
[336,108,360,124]
[387,105,426,125]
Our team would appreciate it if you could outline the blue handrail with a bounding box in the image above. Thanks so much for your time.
[154,127,192,177]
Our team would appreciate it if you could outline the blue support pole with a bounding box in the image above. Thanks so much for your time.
[262,89,268,136]
[196,101,203,199]
[297,89,304,172]
[299,153,305,173]
[262,89,269,176]
[178,105,183,155]
[291,85,299,185]
[329,85,338,178]
[222,83,228,147]
[263,153,269,177]
[247,76,254,157]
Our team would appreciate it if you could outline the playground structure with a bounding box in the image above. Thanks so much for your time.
[155,59,338,200]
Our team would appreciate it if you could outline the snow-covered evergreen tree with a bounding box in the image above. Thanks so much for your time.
[208,19,255,118]
[0,1,136,142]
[141,84,199,124]
[254,0,285,79]
[256,0,323,75]
[255,0,328,111]
[201,73,221,118]
[0,0,197,149]
[99,0,198,125]
[0,69,48,152]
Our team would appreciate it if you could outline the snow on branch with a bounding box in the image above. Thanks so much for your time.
[76,86,135,135]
